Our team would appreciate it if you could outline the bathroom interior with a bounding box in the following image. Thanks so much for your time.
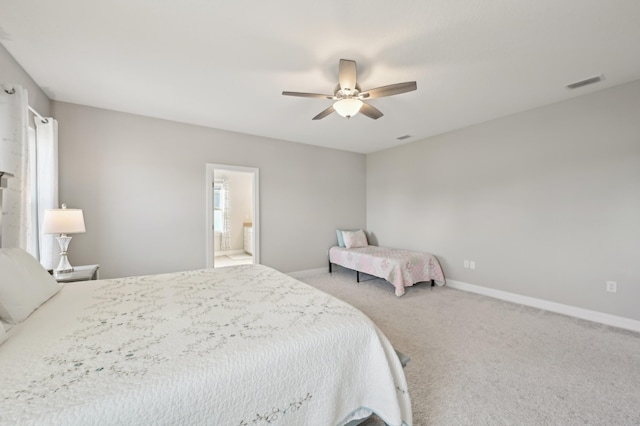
[213,169,254,268]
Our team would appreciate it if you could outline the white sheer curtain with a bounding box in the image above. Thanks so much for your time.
[34,118,59,269]
[0,84,59,267]
[0,84,30,251]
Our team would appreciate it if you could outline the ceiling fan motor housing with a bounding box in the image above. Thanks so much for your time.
[334,84,362,100]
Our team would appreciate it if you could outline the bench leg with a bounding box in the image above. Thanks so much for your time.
[329,261,332,273]
[357,270,360,282]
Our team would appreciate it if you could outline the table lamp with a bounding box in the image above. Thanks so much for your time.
[43,204,86,274]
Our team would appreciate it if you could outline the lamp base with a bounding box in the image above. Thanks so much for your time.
[54,235,75,274]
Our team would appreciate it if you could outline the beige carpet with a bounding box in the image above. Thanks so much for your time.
[299,267,640,426]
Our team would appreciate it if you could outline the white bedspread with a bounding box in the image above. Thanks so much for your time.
[0,265,411,425]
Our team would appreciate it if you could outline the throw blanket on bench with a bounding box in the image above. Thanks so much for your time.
[329,246,446,296]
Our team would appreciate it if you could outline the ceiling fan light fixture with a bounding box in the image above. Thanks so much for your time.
[333,98,363,118]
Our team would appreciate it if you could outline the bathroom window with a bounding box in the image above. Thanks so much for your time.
[213,182,225,233]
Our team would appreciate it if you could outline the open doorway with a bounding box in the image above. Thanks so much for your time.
[205,164,259,268]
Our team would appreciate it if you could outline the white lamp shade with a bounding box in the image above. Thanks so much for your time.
[334,99,363,118]
[43,209,86,234]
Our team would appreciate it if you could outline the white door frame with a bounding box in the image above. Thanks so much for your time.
[205,163,260,268]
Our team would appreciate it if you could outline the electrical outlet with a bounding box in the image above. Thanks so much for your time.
[464,260,469,269]
[606,281,617,293]
[470,261,476,270]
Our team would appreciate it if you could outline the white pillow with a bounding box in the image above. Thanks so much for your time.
[342,229,369,249]
[0,321,6,346]
[0,248,62,324]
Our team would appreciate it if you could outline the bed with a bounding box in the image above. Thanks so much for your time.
[0,250,411,425]
[329,244,446,297]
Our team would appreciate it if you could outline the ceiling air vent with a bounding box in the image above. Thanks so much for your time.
[396,134,411,141]
[566,75,604,90]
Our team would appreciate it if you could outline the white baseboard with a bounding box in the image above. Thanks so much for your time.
[288,268,328,279]
[446,279,640,333]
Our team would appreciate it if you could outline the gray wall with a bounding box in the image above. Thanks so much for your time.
[367,79,640,321]
[0,44,51,116]
[53,102,366,278]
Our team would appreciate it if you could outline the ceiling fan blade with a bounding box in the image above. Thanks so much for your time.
[359,103,383,120]
[360,81,417,99]
[282,91,334,99]
[312,105,335,120]
[338,59,357,92]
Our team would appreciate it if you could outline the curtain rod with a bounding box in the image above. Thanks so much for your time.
[3,87,49,124]
[28,105,48,124]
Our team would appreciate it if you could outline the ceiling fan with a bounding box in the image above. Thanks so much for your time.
[282,59,417,120]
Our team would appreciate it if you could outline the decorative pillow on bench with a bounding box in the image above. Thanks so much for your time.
[336,229,359,247]
[342,229,369,249]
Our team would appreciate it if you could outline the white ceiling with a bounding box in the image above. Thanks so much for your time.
[2,1,640,154]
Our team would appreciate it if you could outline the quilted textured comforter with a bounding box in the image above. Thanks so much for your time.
[0,265,411,425]
[330,246,446,296]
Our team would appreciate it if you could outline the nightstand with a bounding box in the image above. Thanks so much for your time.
[53,264,100,283]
